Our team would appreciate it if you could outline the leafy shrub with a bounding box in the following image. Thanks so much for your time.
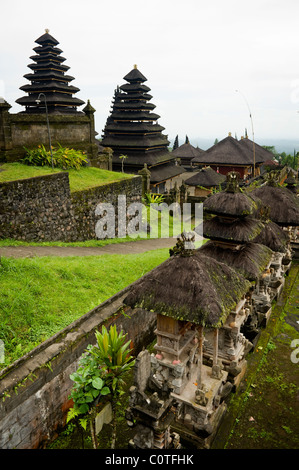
[23,143,88,170]
[142,192,165,206]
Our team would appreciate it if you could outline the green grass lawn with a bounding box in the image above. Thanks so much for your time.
[0,249,169,369]
[0,162,133,192]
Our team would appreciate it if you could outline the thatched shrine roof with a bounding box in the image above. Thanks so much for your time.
[185,166,226,188]
[203,172,260,217]
[199,241,273,281]
[201,216,264,243]
[124,238,251,328]
[253,219,289,253]
[249,183,299,226]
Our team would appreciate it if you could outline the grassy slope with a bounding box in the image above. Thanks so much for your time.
[0,249,169,369]
[0,162,133,192]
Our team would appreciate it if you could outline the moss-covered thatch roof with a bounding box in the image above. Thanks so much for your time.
[199,241,273,281]
[249,184,299,226]
[253,219,289,253]
[201,216,264,243]
[124,250,251,328]
[203,172,260,217]
[203,191,259,217]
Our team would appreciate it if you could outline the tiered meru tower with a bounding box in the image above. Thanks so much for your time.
[101,66,179,177]
[16,30,84,114]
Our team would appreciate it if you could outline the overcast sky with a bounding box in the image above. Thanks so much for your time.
[2,0,299,148]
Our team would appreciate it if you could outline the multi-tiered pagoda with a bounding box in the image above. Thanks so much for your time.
[16,30,84,114]
[102,66,185,187]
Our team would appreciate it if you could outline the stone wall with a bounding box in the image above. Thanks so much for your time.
[0,172,143,242]
[0,282,156,449]
[0,172,73,241]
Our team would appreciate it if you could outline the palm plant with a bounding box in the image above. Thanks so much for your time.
[67,325,135,449]
[90,325,135,448]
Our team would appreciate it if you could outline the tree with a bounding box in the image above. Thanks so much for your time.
[119,154,128,172]
[173,135,179,150]
[67,325,135,449]
[185,135,190,144]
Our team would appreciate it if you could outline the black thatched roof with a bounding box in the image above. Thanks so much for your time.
[201,216,264,243]
[172,142,205,161]
[124,248,251,328]
[199,241,273,281]
[35,31,59,46]
[111,149,174,168]
[147,162,186,184]
[16,30,84,114]
[191,135,265,166]
[102,66,178,175]
[203,171,260,217]
[249,184,299,226]
[238,137,275,163]
[123,67,147,83]
[203,189,259,217]
[253,219,289,253]
[185,166,226,187]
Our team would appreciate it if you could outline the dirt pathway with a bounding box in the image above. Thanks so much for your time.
[0,237,177,258]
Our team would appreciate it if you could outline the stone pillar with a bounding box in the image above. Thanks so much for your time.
[83,99,98,159]
[0,99,13,153]
[138,164,151,198]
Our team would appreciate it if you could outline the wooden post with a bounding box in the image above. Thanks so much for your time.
[196,326,203,388]
[213,328,219,367]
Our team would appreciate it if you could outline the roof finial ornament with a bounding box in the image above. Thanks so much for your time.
[169,231,196,257]
[226,171,241,193]
[45,28,49,33]
[134,64,137,69]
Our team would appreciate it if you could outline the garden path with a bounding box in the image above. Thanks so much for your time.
[0,237,177,258]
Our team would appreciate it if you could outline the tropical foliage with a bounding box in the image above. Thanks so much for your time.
[142,192,165,206]
[67,325,135,449]
[22,143,88,170]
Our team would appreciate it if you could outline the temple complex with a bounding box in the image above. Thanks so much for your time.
[16,30,85,114]
[101,66,185,190]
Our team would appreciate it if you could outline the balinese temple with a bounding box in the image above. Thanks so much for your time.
[191,133,266,179]
[124,232,251,449]
[16,30,85,114]
[101,66,185,190]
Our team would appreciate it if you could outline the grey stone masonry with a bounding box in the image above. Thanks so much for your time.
[0,172,143,242]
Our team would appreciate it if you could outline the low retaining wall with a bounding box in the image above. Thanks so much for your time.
[0,172,142,241]
[0,280,156,449]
